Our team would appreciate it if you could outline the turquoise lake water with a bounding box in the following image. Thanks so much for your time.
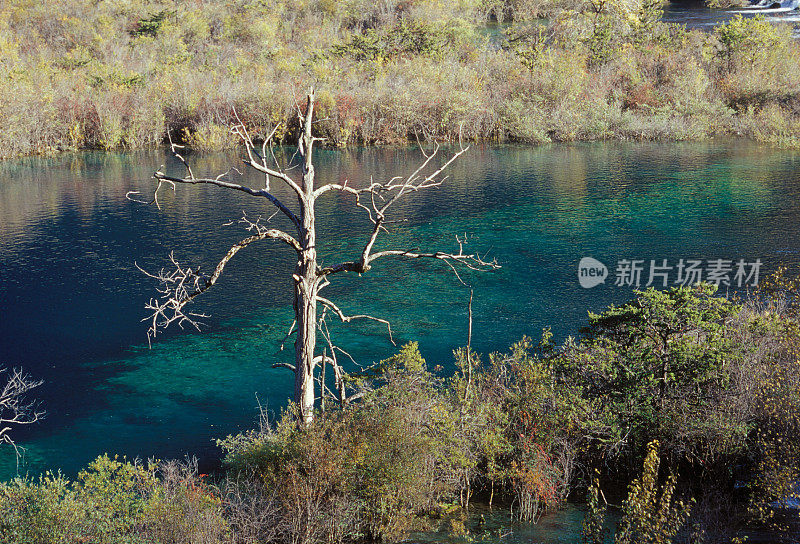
[1,141,799,540]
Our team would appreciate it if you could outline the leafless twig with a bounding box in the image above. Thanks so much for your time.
[0,367,44,457]
[314,143,499,279]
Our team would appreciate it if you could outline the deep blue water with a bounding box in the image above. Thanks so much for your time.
[1,141,800,486]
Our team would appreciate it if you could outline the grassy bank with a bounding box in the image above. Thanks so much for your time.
[1,0,799,159]
[2,280,800,543]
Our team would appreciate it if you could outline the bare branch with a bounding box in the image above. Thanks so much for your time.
[318,234,499,282]
[316,296,395,345]
[369,238,499,271]
[168,132,194,180]
[231,117,305,198]
[279,320,297,351]
[312,143,469,199]
[153,169,302,231]
[311,144,497,285]
[125,191,151,205]
[0,367,44,456]
[317,313,355,405]
[140,227,301,344]
[149,131,303,230]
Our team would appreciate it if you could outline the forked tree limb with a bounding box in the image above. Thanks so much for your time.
[231,116,305,198]
[316,312,353,405]
[138,228,301,343]
[318,234,499,279]
[312,141,467,198]
[0,368,44,455]
[148,130,303,230]
[313,143,497,278]
[316,296,395,345]
[152,171,302,231]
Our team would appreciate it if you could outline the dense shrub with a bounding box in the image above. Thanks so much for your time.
[583,441,693,544]
[557,284,750,467]
[0,455,228,543]
[218,343,471,543]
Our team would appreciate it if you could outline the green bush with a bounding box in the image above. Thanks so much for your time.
[0,455,228,543]
[713,15,784,67]
[615,441,693,544]
[554,284,755,467]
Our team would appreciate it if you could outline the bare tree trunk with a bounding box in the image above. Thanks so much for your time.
[294,271,317,426]
[294,91,318,426]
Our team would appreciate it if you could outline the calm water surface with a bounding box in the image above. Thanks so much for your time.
[1,140,800,539]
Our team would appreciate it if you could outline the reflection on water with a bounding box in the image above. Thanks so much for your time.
[1,141,800,490]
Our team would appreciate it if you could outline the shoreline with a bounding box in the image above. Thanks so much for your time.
[2,131,797,162]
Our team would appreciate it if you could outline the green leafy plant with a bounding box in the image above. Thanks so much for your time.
[130,10,175,38]
[615,440,693,544]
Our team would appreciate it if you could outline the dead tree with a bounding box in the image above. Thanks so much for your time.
[133,88,498,425]
[0,367,43,454]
